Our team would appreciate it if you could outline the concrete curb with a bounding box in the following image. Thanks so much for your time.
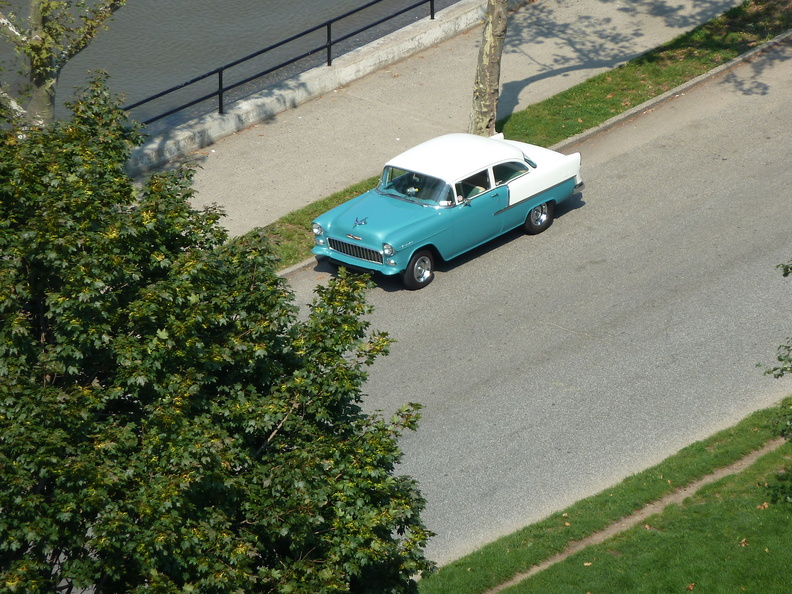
[128,0,533,176]
[277,29,792,279]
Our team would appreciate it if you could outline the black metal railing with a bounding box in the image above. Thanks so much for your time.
[124,0,436,126]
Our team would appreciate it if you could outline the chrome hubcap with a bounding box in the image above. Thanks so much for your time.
[413,256,432,283]
[530,204,548,226]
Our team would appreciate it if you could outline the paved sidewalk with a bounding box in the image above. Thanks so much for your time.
[182,0,745,237]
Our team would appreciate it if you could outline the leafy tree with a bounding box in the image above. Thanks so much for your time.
[767,258,792,504]
[1,0,126,125]
[767,260,792,380]
[0,75,433,592]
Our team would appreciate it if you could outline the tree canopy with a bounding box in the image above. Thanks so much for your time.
[768,260,792,380]
[0,75,433,592]
[767,258,792,505]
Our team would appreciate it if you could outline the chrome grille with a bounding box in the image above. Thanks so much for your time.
[328,238,383,264]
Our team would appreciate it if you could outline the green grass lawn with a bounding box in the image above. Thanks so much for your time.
[418,399,792,593]
[263,176,379,269]
[263,0,792,270]
[500,0,792,148]
[502,446,792,593]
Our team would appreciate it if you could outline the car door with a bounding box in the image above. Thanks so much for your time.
[493,160,534,230]
[446,168,507,257]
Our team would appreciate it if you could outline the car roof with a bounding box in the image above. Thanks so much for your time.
[385,133,526,183]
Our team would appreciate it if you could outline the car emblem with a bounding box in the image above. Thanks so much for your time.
[353,217,368,228]
[347,234,362,241]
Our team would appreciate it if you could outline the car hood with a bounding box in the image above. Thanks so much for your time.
[318,189,444,247]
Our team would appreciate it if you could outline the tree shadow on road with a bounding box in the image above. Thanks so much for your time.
[716,33,792,96]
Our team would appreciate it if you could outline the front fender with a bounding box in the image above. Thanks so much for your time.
[386,208,454,262]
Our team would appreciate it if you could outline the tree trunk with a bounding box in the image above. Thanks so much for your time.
[468,0,508,137]
[27,72,59,127]
[26,0,58,126]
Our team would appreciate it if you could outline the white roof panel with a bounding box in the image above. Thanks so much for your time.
[385,133,526,183]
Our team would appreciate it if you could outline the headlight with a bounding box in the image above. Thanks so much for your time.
[312,223,324,236]
[383,243,395,256]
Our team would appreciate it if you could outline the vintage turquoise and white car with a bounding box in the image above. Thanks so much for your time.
[311,133,583,289]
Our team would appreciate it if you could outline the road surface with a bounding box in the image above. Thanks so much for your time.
[285,38,792,564]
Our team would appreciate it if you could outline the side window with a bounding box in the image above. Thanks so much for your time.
[439,185,456,207]
[493,161,529,185]
[455,169,492,200]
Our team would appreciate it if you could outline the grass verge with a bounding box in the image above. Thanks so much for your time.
[499,441,792,593]
[418,397,792,593]
[262,0,791,270]
[500,0,792,147]
[264,176,378,268]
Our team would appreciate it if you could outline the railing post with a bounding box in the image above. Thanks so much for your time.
[127,1,441,123]
[326,21,333,66]
[218,68,225,115]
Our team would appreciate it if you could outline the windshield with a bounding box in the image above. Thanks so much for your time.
[377,166,454,206]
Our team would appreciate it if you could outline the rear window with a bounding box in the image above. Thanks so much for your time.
[493,161,529,185]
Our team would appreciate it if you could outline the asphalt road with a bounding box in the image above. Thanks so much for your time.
[286,39,792,565]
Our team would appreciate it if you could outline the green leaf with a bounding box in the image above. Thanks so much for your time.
[0,75,433,593]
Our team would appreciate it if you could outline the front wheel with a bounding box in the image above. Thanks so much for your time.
[524,201,554,235]
[403,250,434,290]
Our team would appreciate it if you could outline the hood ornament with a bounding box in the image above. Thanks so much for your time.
[353,217,368,228]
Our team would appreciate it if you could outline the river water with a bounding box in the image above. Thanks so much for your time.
[2,0,462,128]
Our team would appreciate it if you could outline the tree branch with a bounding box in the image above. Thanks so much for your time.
[0,87,28,120]
[0,11,29,47]
[267,399,302,444]
[62,1,126,63]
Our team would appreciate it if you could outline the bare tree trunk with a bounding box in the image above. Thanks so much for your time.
[26,0,57,126]
[26,73,58,127]
[468,0,508,137]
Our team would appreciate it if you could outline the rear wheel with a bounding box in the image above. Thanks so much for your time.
[524,201,554,234]
[403,250,434,290]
